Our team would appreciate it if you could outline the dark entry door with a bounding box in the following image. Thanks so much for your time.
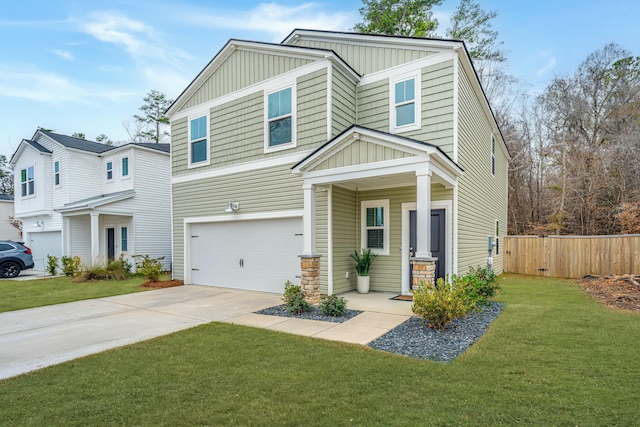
[409,209,446,287]
[107,228,115,260]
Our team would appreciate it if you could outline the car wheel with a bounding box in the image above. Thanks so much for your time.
[0,261,21,278]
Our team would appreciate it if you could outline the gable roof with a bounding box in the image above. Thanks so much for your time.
[23,139,52,154]
[55,189,136,213]
[40,131,113,154]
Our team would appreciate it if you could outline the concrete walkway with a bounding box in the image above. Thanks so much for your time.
[0,286,412,380]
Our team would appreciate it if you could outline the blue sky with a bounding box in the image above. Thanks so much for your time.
[1,0,638,158]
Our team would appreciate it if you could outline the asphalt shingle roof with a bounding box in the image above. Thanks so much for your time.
[23,140,52,154]
[41,131,113,153]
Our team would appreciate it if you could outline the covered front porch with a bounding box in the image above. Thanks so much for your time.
[292,126,463,302]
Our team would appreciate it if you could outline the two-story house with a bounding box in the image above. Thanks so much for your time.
[167,29,509,301]
[10,130,172,271]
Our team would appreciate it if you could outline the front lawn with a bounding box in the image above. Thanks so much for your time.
[0,275,171,313]
[1,274,639,425]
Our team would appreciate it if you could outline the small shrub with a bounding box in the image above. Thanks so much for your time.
[133,255,164,282]
[411,278,474,330]
[73,255,132,282]
[319,295,348,317]
[282,280,311,314]
[61,256,82,277]
[108,254,132,279]
[459,266,499,306]
[46,255,59,276]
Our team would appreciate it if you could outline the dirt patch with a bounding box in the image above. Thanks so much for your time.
[579,275,640,313]
[140,280,184,289]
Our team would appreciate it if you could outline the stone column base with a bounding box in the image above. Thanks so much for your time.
[299,255,321,304]
[410,257,437,289]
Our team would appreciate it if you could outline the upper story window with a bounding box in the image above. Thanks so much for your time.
[122,157,129,177]
[390,71,421,134]
[361,199,390,256]
[54,160,60,186]
[20,166,35,197]
[189,115,209,166]
[491,135,496,176]
[106,161,113,181]
[265,85,296,152]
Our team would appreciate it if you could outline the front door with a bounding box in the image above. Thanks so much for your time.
[107,228,115,260]
[409,209,446,287]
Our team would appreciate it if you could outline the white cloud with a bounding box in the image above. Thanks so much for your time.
[181,2,357,42]
[536,51,557,76]
[51,49,74,60]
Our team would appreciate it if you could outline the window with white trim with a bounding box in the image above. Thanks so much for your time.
[491,135,496,176]
[20,166,35,197]
[265,85,296,151]
[361,199,390,256]
[189,115,209,165]
[121,157,129,177]
[54,160,60,186]
[121,227,128,252]
[106,161,113,180]
[390,71,421,133]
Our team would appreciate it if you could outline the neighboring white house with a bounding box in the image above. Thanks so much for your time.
[9,130,172,271]
[0,195,21,241]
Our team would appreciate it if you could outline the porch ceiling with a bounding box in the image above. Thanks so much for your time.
[326,171,449,191]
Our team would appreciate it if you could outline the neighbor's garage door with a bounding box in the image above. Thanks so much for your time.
[189,217,303,293]
[29,231,62,270]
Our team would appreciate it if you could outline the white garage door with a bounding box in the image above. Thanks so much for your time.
[28,231,62,270]
[189,217,303,293]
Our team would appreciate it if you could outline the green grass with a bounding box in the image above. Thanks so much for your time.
[1,274,639,425]
[0,274,170,313]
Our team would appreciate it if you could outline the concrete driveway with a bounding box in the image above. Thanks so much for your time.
[0,286,410,380]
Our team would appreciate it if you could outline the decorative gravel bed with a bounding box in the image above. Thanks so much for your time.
[256,304,362,323]
[368,302,505,362]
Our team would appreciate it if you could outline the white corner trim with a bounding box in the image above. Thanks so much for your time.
[172,149,313,184]
[452,55,460,163]
[327,184,333,295]
[326,65,333,141]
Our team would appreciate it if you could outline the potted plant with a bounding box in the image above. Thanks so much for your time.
[350,248,378,293]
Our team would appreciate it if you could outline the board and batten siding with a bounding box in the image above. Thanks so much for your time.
[289,39,436,75]
[331,185,357,294]
[456,61,508,274]
[310,139,413,172]
[179,50,312,112]
[331,69,357,137]
[171,164,304,279]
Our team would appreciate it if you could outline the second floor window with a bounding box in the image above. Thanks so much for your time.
[190,116,208,164]
[267,87,294,149]
[390,72,421,133]
[54,161,60,186]
[122,157,129,177]
[21,166,34,197]
[106,162,113,180]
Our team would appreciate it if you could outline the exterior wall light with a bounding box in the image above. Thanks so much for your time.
[225,201,240,213]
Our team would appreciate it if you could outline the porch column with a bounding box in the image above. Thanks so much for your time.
[90,212,100,265]
[415,170,432,258]
[62,216,71,256]
[302,183,316,256]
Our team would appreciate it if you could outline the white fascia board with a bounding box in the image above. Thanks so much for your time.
[14,209,54,218]
[360,50,457,86]
[105,144,169,157]
[170,60,332,122]
[184,209,303,224]
[172,149,313,185]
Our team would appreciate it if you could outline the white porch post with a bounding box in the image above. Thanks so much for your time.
[62,216,71,256]
[90,212,100,265]
[415,170,432,258]
[302,183,316,255]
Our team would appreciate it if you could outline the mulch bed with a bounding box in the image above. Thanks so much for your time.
[579,275,640,313]
[140,280,184,289]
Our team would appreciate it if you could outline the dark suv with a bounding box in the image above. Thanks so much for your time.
[0,240,35,278]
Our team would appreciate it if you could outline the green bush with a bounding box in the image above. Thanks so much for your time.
[411,277,474,330]
[133,255,164,282]
[73,254,132,282]
[319,295,348,317]
[458,266,499,306]
[282,281,311,314]
[46,255,59,276]
[61,256,82,277]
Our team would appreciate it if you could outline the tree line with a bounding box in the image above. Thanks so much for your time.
[354,0,640,236]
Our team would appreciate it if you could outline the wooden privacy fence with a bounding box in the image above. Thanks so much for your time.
[504,235,640,278]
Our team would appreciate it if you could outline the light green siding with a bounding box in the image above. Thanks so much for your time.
[290,39,436,74]
[331,69,357,136]
[456,60,508,274]
[298,69,328,148]
[356,61,455,157]
[310,139,412,172]
[332,185,357,294]
[179,50,312,112]
[315,189,328,293]
[171,117,188,176]
[171,164,304,279]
